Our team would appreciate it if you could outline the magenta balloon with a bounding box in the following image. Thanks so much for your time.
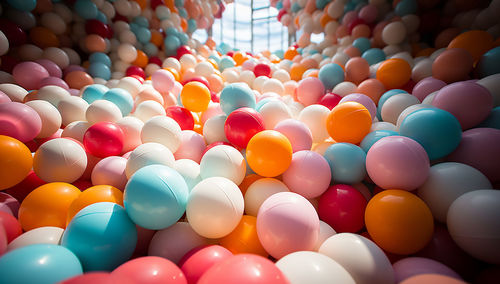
[12,61,50,90]
[412,77,446,102]
[39,77,70,89]
[393,257,462,283]
[432,81,493,129]
[339,93,377,120]
[366,136,430,190]
[0,102,42,142]
[447,128,500,183]
[35,59,63,78]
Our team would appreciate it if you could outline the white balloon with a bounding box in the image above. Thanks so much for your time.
[7,227,64,252]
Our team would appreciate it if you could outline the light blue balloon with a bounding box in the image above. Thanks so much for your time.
[362,48,386,65]
[395,0,418,16]
[164,35,181,56]
[102,88,134,116]
[81,84,109,104]
[133,16,149,28]
[377,89,408,120]
[61,202,137,271]
[175,0,185,7]
[343,0,356,12]
[89,52,111,67]
[209,54,221,64]
[323,142,367,184]
[273,50,284,59]
[0,244,82,284]
[74,0,98,20]
[476,46,500,78]
[178,7,188,18]
[178,32,189,45]
[360,130,399,152]
[219,83,257,115]
[478,106,500,129]
[219,56,235,71]
[399,108,463,160]
[136,27,152,44]
[96,11,107,23]
[217,42,232,55]
[316,0,330,9]
[6,0,36,12]
[124,165,189,230]
[291,2,301,13]
[353,37,371,54]
[88,62,111,80]
[165,27,179,36]
[319,63,345,90]
[187,19,197,34]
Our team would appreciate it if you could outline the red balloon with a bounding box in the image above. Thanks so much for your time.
[85,19,112,39]
[126,66,146,79]
[166,106,195,130]
[180,245,233,284]
[319,92,342,110]
[0,19,27,46]
[253,63,271,77]
[210,91,219,103]
[318,184,368,233]
[176,45,192,60]
[112,256,187,284]
[71,179,93,191]
[224,107,265,149]
[0,55,20,73]
[198,254,289,284]
[83,122,125,158]
[0,211,22,243]
[150,0,166,11]
[149,56,162,66]
[60,272,133,284]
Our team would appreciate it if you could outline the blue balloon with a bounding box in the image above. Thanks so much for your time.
[399,108,462,160]
[74,0,98,20]
[323,143,367,184]
[360,130,399,152]
[164,35,181,56]
[88,62,111,80]
[124,165,189,230]
[316,0,330,9]
[61,202,137,271]
[89,52,111,67]
[81,84,109,104]
[165,27,179,37]
[175,0,185,7]
[209,54,221,64]
[353,37,371,54]
[178,7,188,18]
[377,89,408,120]
[0,244,82,284]
[102,88,134,116]
[136,27,152,44]
[96,11,107,23]
[395,0,418,16]
[478,106,500,129]
[362,48,386,65]
[219,83,257,115]
[187,18,197,34]
[178,32,189,45]
[133,16,149,28]
[319,63,345,90]
[6,0,36,12]
[219,56,235,71]
[476,46,500,78]
[291,2,301,13]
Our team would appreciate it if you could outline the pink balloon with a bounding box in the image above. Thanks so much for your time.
[241,59,256,71]
[0,102,42,142]
[366,136,430,190]
[39,76,70,89]
[152,69,175,94]
[0,91,11,104]
[180,245,233,284]
[393,257,462,283]
[35,59,63,78]
[60,272,133,284]
[432,81,493,129]
[274,119,313,152]
[112,256,187,284]
[412,77,447,102]
[282,150,331,199]
[0,192,20,218]
[91,156,128,190]
[359,4,378,24]
[12,61,49,90]
[339,93,377,120]
[296,77,325,106]
[174,130,206,163]
[257,192,319,259]
[63,65,86,77]
[447,128,500,183]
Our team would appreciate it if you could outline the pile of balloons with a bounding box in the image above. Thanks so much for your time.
[0,0,500,283]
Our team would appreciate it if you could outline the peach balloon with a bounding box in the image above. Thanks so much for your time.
[64,71,94,90]
[357,79,386,105]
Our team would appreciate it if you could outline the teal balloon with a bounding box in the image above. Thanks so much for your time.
[175,0,185,7]
[6,0,36,11]
[165,27,179,36]
[81,84,109,104]
[274,50,285,59]
[61,202,137,271]
[344,1,356,12]
[137,27,152,44]
[102,88,134,116]
[89,52,111,67]
[217,42,232,55]
[178,7,188,18]
[187,19,197,34]
[362,48,386,65]
[96,11,107,23]
[88,62,111,80]
[209,54,221,64]
[0,244,82,284]
[377,89,408,120]
[399,108,462,160]
[395,0,418,16]
[133,16,149,28]
[219,83,257,115]
[219,56,235,71]
[319,63,345,90]
[178,32,189,45]
[164,35,181,55]
[291,2,301,13]
[476,46,500,78]
[124,165,189,230]
[323,142,367,184]
[478,106,500,129]
[316,0,330,9]
[360,130,399,152]
[74,0,98,20]
[353,37,371,54]
[144,43,159,57]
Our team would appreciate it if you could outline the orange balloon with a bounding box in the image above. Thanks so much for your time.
[232,51,247,66]
[18,182,81,231]
[132,50,148,68]
[415,48,435,57]
[376,58,412,89]
[301,57,318,70]
[29,26,59,48]
[84,34,107,53]
[345,57,370,85]
[193,124,203,135]
[219,215,268,257]
[448,30,494,62]
[180,81,211,112]
[320,12,333,28]
[432,48,473,83]
[0,135,33,190]
[164,67,180,81]
[150,30,164,47]
[64,71,94,90]
[66,185,123,225]
[326,102,372,144]
[180,18,188,33]
[238,174,262,196]
[304,69,319,78]
[357,78,386,105]
[205,38,216,50]
[290,63,307,81]
[365,190,434,255]
[246,130,293,177]
[284,48,299,60]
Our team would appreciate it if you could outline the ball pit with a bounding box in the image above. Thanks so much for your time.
[0,0,500,281]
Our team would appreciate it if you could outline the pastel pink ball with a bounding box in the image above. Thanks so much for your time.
[359,4,378,23]
[152,69,175,94]
[296,77,325,106]
[339,93,376,120]
[91,156,128,190]
[274,119,313,152]
[257,192,319,259]
[282,150,331,199]
[412,77,446,102]
[393,257,462,283]
[432,81,493,130]
[174,130,207,164]
[0,91,11,104]
[12,61,50,90]
[0,102,42,142]
[35,59,62,78]
[366,136,430,191]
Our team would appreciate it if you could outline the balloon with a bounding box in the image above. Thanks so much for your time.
[432,48,473,83]
[393,257,462,283]
[180,245,233,284]
[12,61,49,90]
[7,226,64,252]
[448,30,494,62]
[113,256,187,284]
[219,215,267,257]
[296,77,325,106]
[326,102,372,144]
[181,81,211,112]
[199,145,246,185]
[0,211,22,242]
[376,58,412,89]
[66,185,123,224]
[219,83,256,115]
[0,102,41,142]
[318,63,344,90]
[224,107,265,149]
[246,130,293,177]
[166,106,195,130]
[0,135,32,190]
[323,142,367,184]
[91,156,128,190]
[141,116,182,152]
[83,122,124,158]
